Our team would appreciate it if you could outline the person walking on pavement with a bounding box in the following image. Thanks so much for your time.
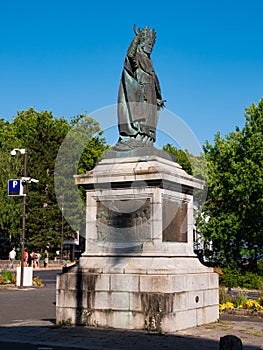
[36,251,41,268]
[27,251,32,267]
[30,251,37,268]
[44,249,49,268]
[8,248,16,269]
[23,250,28,266]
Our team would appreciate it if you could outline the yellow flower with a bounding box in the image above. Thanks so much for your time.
[240,300,263,311]
[219,302,234,313]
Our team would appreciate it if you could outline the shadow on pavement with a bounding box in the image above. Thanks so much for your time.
[1,270,262,350]
[0,324,261,350]
[0,325,219,350]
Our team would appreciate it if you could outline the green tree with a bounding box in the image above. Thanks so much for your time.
[54,112,108,239]
[198,99,263,270]
[163,143,193,175]
[1,108,71,252]
[71,113,108,174]
[0,118,25,243]
[0,109,108,255]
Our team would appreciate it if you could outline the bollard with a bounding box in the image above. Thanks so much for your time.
[219,335,243,350]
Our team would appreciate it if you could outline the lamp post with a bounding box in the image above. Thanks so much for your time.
[10,148,27,287]
[59,195,64,262]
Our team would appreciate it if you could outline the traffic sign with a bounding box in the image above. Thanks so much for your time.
[8,179,24,196]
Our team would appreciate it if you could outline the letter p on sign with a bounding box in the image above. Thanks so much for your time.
[8,179,24,196]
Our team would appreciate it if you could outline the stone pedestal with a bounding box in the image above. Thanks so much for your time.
[56,154,219,331]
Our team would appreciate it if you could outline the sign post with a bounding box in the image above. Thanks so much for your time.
[9,149,38,288]
[9,148,27,288]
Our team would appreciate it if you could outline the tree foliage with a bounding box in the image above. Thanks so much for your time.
[0,109,107,256]
[54,113,108,237]
[163,143,193,175]
[198,99,263,270]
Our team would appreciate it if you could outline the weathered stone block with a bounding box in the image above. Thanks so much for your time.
[203,288,219,306]
[93,291,130,310]
[196,305,219,325]
[172,291,189,311]
[111,274,139,292]
[209,272,219,288]
[139,275,185,293]
[89,309,145,330]
[187,273,210,291]
[188,290,204,308]
[171,309,197,331]
[78,273,110,291]
[129,292,142,311]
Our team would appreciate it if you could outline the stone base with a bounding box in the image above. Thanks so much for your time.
[59,155,219,331]
[104,144,176,161]
[56,256,219,332]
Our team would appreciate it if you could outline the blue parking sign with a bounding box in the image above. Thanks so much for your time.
[8,179,24,196]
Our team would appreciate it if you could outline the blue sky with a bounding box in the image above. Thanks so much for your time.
[1,0,262,149]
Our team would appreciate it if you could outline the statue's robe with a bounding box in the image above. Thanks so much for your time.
[117,50,162,142]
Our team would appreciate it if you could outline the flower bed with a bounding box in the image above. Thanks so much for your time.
[222,307,263,318]
[0,269,16,285]
[219,286,263,316]
[220,298,263,312]
[0,269,44,288]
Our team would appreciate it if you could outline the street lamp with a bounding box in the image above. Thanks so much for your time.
[59,195,64,261]
[10,148,27,287]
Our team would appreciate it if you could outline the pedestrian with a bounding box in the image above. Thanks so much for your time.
[31,251,38,268]
[9,248,16,269]
[36,251,41,268]
[27,251,32,267]
[23,250,28,266]
[44,249,49,268]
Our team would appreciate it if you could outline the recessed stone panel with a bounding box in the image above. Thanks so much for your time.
[96,198,151,245]
[162,197,188,242]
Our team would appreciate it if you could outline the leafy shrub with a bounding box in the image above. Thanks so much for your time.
[219,289,263,314]
[58,318,73,327]
[219,287,248,307]
[0,270,16,284]
[220,266,263,290]
[257,261,263,276]
[33,276,44,287]
[233,290,249,308]
[219,287,234,304]
[219,266,240,287]
[0,269,43,287]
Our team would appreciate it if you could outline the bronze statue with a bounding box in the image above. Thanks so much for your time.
[115,25,166,151]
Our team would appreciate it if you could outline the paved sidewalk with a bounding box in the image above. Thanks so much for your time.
[0,270,262,349]
[178,315,263,350]
[0,314,262,350]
